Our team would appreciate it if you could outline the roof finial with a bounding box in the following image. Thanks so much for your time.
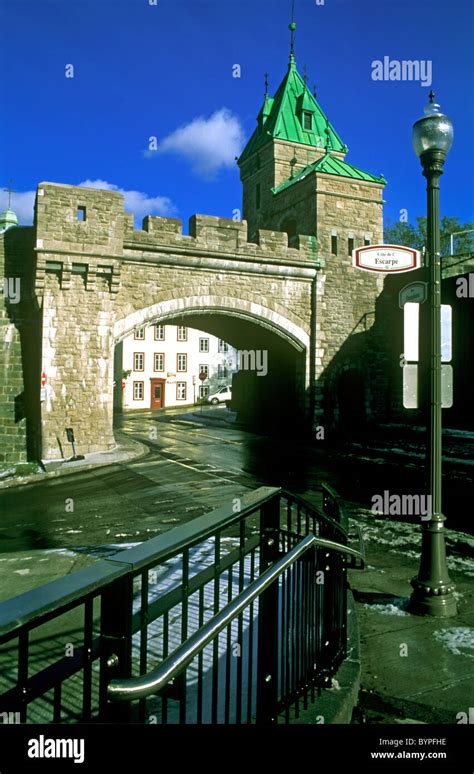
[303,65,308,88]
[1,179,15,209]
[313,84,317,99]
[289,0,296,65]
[264,72,269,98]
[325,119,332,155]
[429,90,435,103]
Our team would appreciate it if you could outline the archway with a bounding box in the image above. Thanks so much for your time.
[112,297,310,434]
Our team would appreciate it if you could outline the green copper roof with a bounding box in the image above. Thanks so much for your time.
[239,58,348,164]
[273,154,386,195]
[0,208,18,231]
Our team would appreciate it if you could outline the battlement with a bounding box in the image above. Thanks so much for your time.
[34,182,322,265]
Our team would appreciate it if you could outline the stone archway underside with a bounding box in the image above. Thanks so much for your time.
[113,296,309,354]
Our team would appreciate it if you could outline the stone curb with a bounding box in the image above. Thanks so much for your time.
[0,434,150,491]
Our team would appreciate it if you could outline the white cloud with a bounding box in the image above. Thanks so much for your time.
[78,180,177,225]
[147,108,245,180]
[0,181,176,227]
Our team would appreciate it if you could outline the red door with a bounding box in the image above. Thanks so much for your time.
[150,379,166,409]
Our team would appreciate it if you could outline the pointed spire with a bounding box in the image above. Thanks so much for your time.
[289,0,296,67]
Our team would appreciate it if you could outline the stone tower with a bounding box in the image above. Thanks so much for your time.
[238,22,386,251]
[238,16,387,428]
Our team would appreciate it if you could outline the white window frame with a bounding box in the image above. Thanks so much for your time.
[154,353,164,372]
[177,353,187,372]
[133,381,144,401]
[133,352,144,371]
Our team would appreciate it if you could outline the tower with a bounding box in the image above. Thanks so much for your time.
[237,14,386,249]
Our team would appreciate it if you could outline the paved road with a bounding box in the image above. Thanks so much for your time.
[1,408,473,554]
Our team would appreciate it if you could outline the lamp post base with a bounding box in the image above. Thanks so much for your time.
[409,578,457,617]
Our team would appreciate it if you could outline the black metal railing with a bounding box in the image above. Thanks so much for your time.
[0,486,364,725]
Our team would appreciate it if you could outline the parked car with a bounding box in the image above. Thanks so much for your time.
[207,385,232,405]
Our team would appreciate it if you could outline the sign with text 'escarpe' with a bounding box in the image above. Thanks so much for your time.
[352,244,421,273]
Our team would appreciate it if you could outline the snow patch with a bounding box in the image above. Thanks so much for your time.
[364,600,409,616]
[434,627,474,658]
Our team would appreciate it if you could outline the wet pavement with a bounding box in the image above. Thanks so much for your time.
[0,407,473,724]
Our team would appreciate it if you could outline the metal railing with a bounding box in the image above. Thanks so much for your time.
[0,485,364,725]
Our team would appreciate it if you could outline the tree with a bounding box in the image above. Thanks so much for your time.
[384,216,474,256]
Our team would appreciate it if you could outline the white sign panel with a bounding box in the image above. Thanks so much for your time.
[353,244,421,274]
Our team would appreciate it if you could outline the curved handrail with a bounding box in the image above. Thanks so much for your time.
[107,534,364,702]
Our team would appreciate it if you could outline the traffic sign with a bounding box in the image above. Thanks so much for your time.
[353,244,421,274]
[399,281,428,308]
[199,371,207,382]
[41,371,47,387]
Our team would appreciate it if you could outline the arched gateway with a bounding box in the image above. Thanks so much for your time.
[1,44,387,462]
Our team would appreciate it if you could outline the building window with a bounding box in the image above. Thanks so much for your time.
[348,235,354,256]
[154,353,164,372]
[133,381,144,401]
[134,327,145,340]
[177,353,187,372]
[199,385,209,399]
[256,183,261,210]
[133,352,144,371]
[199,338,209,353]
[331,232,338,256]
[177,382,187,401]
[77,206,86,222]
[177,325,187,341]
[364,236,371,246]
[218,339,228,353]
[218,364,228,379]
[303,112,312,131]
[154,324,165,341]
[199,364,209,378]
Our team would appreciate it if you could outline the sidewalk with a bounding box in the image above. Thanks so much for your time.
[347,501,474,724]
[0,432,149,491]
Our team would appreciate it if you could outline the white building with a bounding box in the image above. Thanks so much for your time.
[117,323,237,411]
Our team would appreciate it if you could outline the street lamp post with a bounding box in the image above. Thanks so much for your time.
[410,92,457,617]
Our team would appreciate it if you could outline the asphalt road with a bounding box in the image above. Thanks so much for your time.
[0,408,472,560]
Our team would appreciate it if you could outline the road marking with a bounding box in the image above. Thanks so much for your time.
[155,455,243,486]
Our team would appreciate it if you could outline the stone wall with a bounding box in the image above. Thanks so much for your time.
[0,227,38,463]
[32,184,319,459]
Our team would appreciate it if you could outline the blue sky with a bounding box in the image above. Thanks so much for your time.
[1,0,473,233]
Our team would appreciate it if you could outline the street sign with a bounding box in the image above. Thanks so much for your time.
[403,303,453,409]
[199,371,207,382]
[353,244,421,274]
[41,371,47,387]
[403,364,453,409]
[399,281,428,308]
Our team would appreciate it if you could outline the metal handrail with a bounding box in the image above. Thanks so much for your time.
[108,534,364,702]
[0,486,280,639]
[282,487,348,538]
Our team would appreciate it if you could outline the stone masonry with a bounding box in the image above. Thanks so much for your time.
[0,172,387,461]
